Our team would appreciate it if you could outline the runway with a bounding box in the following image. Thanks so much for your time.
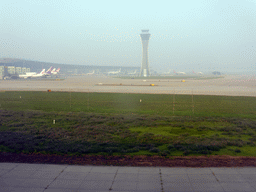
[0,74,256,97]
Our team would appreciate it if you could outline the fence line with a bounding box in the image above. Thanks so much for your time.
[88,88,89,111]
[67,89,197,114]
[173,89,175,115]
[69,88,71,109]
[171,89,195,115]
[192,89,194,114]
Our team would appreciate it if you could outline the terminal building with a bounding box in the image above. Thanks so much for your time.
[15,67,22,74]
[7,66,15,75]
[22,67,30,74]
[0,66,30,79]
[0,66,5,80]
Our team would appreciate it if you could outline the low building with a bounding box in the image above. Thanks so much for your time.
[0,66,8,79]
[26,68,30,73]
[0,66,4,72]
[15,67,22,74]
[22,67,27,74]
[7,66,15,74]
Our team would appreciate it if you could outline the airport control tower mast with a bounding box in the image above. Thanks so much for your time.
[140,29,151,77]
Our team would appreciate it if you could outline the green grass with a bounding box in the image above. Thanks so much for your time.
[0,109,256,157]
[129,121,233,138]
[214,145,256,157]
[0,91,256,158]
[0,91,255,119]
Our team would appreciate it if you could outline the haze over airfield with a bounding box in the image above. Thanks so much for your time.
[1,0,256,74]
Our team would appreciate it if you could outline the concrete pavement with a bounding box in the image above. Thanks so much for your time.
[0,163,256,192]
[1,75,256,97]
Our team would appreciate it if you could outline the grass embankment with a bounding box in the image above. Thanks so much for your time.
[0,110,256,158]
[0,91,255,158]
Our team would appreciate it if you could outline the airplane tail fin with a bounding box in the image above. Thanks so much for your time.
[40,69,45,74]
[173,70,176,73]
[46,67,53,73]
[192,70,195,73]
[56,68,61,72]
[51,68,56,73]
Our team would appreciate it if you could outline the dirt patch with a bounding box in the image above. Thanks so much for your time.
[1,152,256,167]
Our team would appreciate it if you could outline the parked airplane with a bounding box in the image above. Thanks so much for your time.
[192,70,203,75]
[128,70,137,75]
[31,69,46,78]
[51,68,56,73]
[86,70,95,75]
[173,70,186,75]
[18,71,37,79]
[43,66,53,76]
[19,69,45,79]
[20,70,37,76]
[56,68,61,73]
[19,73,34,79]
[105,68,121,75]
[162,69,172,75]
[25,72,37,75]
[51,68,61,75]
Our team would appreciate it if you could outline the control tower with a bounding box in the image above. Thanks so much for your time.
[140,29,151,77]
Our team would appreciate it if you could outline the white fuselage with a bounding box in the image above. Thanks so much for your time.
[175,72,186,75]
[19,69,45,78]
[87,70,95,75]
[107,69,121,75]
[31,69,46,78]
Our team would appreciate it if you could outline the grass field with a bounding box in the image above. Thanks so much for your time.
[0,91,256,158]
[0,91,255,119]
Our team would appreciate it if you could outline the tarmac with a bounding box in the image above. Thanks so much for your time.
[1,163,256,192]
[1,74,256,191]
[0,74,256,97]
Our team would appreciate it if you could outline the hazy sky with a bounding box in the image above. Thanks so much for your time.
[1,0,256,73]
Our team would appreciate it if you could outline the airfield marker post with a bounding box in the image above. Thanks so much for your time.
[88,88,89,111]
[173,89,175,115]
[69,88,71,109]
[192,89,194,114]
